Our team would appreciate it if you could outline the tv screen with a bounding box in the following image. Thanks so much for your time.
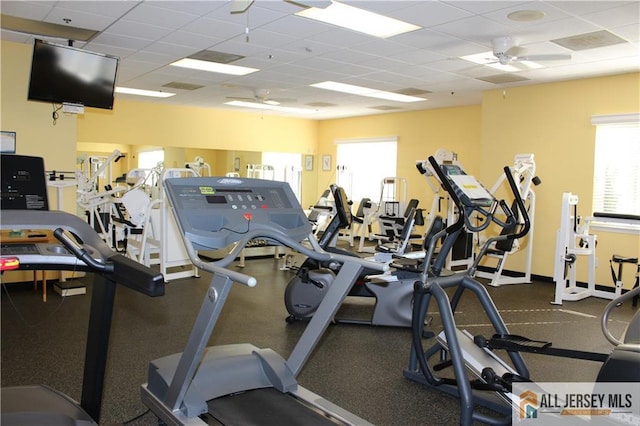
[28,39,119,110]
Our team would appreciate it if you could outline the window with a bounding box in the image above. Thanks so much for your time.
[336,137,397,202]
[138,149,164,169]
[591,114,640,216]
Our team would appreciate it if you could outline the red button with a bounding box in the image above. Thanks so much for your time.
[243,213,253,221]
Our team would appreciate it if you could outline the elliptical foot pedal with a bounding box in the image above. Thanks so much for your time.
[487,334,551,352]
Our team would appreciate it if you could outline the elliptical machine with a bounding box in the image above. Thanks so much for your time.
[404,156,640,425]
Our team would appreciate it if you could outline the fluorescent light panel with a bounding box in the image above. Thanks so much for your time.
[225,100,317,114]
[311,81,426,103]
[115,87,175,98]
[295,1,421,39]
[170,58,258,76]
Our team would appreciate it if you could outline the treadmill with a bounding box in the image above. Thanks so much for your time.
[1,155,165,425]
[141,176,388,425]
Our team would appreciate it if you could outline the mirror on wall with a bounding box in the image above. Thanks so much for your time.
[76,144,319,208]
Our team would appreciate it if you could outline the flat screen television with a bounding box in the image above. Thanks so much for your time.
[27,39,119,110]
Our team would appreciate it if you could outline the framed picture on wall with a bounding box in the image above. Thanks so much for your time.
[305,155,313,171]
[1,131,16,153]
[322,154,331,171]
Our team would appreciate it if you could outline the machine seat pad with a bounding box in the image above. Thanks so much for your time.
[612,254,638,264]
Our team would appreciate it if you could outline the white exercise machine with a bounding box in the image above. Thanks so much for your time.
[475,153,540,286]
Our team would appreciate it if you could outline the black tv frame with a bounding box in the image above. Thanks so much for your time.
[27,39,119,110]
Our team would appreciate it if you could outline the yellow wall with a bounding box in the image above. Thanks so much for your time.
[1,40,78,213]
[317,105,483,203]
[481,73,640,283]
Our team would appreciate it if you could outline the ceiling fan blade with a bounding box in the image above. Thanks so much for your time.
[516,54,572,62]
[230,0,254,14]
[504,46,524,57]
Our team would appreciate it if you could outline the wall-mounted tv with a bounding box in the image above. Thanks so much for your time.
[28,39,119,110]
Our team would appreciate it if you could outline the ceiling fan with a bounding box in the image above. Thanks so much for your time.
[490,36,571,65]
[226,88,295,106]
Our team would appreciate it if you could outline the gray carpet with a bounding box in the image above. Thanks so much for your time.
[1,251,636,425]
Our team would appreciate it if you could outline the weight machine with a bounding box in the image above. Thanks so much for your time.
[185,156,211,177]
[553,193,640,305]
[76,149,128,248]
[475,153,540,286]
[552,192,598,305]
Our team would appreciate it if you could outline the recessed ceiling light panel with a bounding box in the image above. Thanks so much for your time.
[295,2,421,39]
[311,81,426,102]
[171,58,258,76]
[115,87,176,98]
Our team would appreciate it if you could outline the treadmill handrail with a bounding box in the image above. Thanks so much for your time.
[182,228,388,288]
[1,210,164,297]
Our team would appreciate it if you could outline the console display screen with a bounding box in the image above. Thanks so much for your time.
[206,195,227,204]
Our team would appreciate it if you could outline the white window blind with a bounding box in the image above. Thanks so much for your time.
[591,114,640,216]
[335,137,397,202]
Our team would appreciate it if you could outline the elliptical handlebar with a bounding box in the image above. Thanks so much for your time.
[469,166,530,275]
[601,286,640,346]
[502,165,531,241]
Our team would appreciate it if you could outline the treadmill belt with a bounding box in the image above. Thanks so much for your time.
[207,388,346,426]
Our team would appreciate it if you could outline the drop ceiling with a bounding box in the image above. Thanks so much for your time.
[1,1,638,120]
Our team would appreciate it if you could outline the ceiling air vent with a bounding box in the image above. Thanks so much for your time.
[162,82,204,91]
[393,88,431,96]
[187,50,244,64]
[551,30,627,51]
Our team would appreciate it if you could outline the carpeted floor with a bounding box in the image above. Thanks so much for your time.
[1,246,636,425]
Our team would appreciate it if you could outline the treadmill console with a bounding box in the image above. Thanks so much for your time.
[163,177,312,250]
[1,154,49,210]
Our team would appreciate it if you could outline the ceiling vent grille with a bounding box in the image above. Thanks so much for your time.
[188,50,244,64]
[162,82,204,91]
[393,88,431,96]
[551,30,627,51]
